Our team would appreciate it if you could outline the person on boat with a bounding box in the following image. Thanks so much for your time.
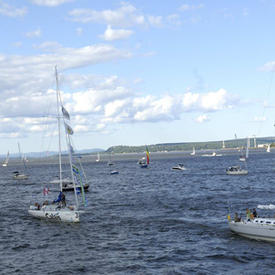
[34,202,40,210]
[234,213,240,222]
[53,191,66,207]
[246,208,251,221]
[252,208,258,218]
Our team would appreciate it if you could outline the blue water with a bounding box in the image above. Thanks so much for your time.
[1,151,275,274]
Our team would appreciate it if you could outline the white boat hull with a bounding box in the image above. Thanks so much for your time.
[226,170,248,175]
[13,174,28,180]
[229,219,275,241]
[28,205,80,223]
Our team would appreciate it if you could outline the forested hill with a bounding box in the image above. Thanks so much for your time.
[106,137,275,154]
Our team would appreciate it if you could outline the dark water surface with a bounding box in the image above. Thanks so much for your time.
[1,151,275,274]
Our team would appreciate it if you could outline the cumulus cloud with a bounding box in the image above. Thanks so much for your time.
[69,2,145,27]
[69,2,178,28]
[0,43,239,137]
[29,0,74,7]
[196,114,209,123]
[179,4,204,12]
[25,28,42,38]
[260,61,275,72]
[0,1,27,17]
[100,25,133,41]
[254,116,266,122]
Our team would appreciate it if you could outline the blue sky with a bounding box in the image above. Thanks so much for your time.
[1,0,275,154]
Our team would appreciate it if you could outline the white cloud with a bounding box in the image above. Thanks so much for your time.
[69,2,175,28]
[166,14,181,26]
[0,1,27,17]
[254,116,266,122]
[260,61,275,72]
[147,15,163,27]
[69,2,145,27]
[179,4,204,12]
[29,0,74,7]
[100,25,133,41]
[196,114,209,123]
[25,28,42,38]
[76,27,83,36]
[0,42,239,137]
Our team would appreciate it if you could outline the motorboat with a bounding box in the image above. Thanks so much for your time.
[226,166,248,175]
[239,156,246,162]
[172,164,186,170]
[202,152,222,157]
[110,170,119,175]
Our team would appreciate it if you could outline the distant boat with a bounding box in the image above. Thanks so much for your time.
[107,152,114,166]
[202,152,222,157]
[190,147,195,156]
[267,144,271,153]
[96,152,100,162]
[138,146,150,168]
[172,164,186,171]
[110,170,119,175]
[13,143,29,180]
[226,166,248,175]
[240,137,249,161]
[50,177,89,192]
[2,151,9,167]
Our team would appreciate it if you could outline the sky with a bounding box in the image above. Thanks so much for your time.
[1,0,275,154]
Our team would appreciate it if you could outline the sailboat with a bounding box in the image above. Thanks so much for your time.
[240,137,249,161]
[138,146,150,168]
[107,151,114,166]
[2,151,9,167]
[28,67,87,223]
[267,144,271,153]
[13,143,28,180]
[96,152,100,162]
[228,206,275,242]
[190,147,196,156]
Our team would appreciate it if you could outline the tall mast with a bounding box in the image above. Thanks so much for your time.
[55,66,79,209]
[55,66,63,192]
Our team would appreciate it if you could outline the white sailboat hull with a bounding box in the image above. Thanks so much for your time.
[28,205,80,223]
[13,174,28,180]
[229,219,275,241]
[2,163,7,167]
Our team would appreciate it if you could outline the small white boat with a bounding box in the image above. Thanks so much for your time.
[2,151,9,167]
[96,152,100,162]
[110,170,119,175]
[202,152,222,157]
[190,147,195,156]
[13,171,28,180]
[226,166,248,175]
[172,164,186,170]
[267,144,271,153]
[239,156,246,162]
